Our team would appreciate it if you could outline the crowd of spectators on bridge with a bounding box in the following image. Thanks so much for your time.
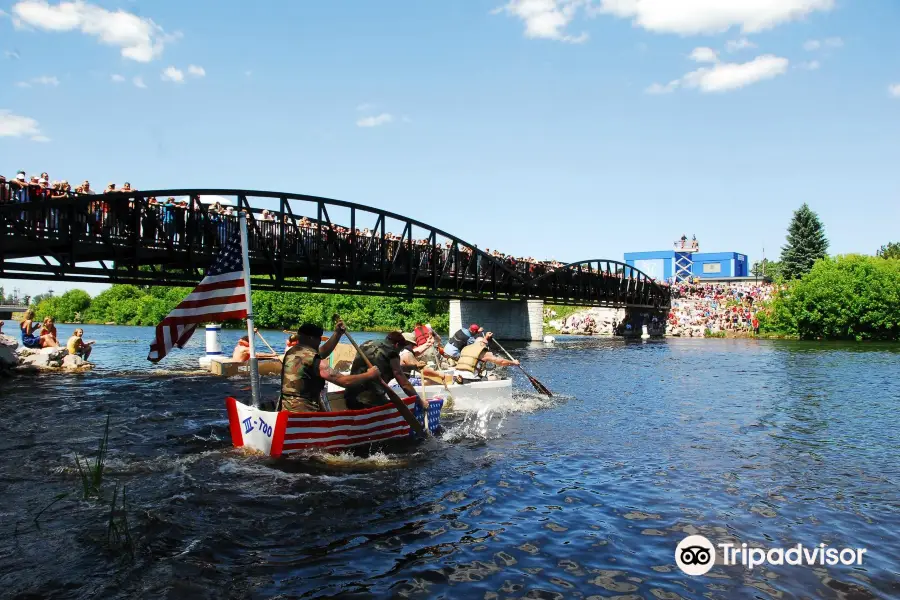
[666,280,778,337]
[2,168,662,299]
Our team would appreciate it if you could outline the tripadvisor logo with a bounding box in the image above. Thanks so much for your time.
[675,535,867,576]
[675,535,716,576]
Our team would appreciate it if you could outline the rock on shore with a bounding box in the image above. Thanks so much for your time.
[0,336,93,374]
[0,334,18,372]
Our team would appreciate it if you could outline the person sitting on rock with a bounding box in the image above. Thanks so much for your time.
[232,335,278,362]
[20,310,57,348]
[66,328,94,361]
[0,320,4,335]
[41,317,60,346]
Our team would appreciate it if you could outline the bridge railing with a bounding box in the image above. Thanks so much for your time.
[0,183,671,307]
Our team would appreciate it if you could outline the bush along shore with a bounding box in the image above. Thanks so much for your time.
[30,285,451,332]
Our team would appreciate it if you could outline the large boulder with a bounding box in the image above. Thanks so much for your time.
[0,334,18,350]
[22,353,51,368]
[39,347,68,361]
[0,346,17,370]
[62,354,87,369]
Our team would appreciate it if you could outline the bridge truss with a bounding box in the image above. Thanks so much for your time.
[0,188,670,309]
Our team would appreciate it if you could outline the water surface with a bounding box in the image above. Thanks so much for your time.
[1,326,898,599]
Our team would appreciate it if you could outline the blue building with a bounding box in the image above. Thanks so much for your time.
[624,240,748,282]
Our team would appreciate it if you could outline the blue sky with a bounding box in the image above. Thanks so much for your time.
[1,0,899,297]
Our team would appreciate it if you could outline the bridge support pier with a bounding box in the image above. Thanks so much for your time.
[449,300,544,342]
[616,307,668,338]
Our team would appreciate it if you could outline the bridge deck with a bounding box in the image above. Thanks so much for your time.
[0,187,671,309]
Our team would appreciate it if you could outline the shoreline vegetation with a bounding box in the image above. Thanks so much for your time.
[26,285,451,333]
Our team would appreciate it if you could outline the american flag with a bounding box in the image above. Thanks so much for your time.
[277,398,444,453]
[147,232,248,362]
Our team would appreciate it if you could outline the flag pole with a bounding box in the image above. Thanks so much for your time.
[238,212,261,407]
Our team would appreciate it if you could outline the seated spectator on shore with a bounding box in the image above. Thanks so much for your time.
[232,335,278,362]
[66,328,94,360]
[20,310,57,348]
[41,317,60,346]
[0,320,4,334]
[105,183,116,194]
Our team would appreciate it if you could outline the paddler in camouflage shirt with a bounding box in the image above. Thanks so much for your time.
[344,331,426,410]
[280,321,379,412]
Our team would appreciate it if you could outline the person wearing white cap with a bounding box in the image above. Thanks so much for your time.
[10,170,29,203]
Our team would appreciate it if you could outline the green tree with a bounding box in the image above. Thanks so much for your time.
[762,254,900,340]
[751,258,783,280]
[35,289,92,322]
[30,292,54,308]
[877,242,900,260]
[780,203,829,280]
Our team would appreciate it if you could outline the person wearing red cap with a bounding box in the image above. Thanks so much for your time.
[444,323,485,360]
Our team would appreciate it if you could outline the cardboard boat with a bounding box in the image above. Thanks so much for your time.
[209,356,283,377]
[226,396,444,456]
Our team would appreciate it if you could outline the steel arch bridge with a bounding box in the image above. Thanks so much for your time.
[0,187,671,309]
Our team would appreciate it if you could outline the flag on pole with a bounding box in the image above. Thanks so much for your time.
[147,232,249,362]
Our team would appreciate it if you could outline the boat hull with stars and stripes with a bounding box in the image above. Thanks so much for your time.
[226,396,444,456]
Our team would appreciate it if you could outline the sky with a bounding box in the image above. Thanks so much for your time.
[1,0,899,298]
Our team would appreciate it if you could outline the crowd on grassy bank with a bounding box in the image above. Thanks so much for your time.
[667,281,778,338]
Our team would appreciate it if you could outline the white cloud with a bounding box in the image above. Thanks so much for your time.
[725,38,756,52]
[805,37,843,51]
[187,64,205,77]
[492,0,589,43]
[356,113,394,128]
[31,134,50,142]
[645,80,679,94]
[133,76,146,88]
[5,50,21,59]
[244,70,252,77]
[889,84,900,99]
[799,60,820,70]
[591,0,835,35]
[111,73,125,82]
[161,66,183,83]
[648,54,789,94]
[689,46,717,63]
[356,103,374,111]
[11,0,171,62]
[0,109,46,140]
[16,75,59,87]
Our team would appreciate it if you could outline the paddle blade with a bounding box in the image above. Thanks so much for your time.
[528,375,552,397]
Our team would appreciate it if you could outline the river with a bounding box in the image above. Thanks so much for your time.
[1,324,898,599]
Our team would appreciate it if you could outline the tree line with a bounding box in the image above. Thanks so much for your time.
[751,203,900,341]
[31,285,451,333]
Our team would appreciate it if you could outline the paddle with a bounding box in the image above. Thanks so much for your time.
[333,314,429,438]
[489,338,553,397]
